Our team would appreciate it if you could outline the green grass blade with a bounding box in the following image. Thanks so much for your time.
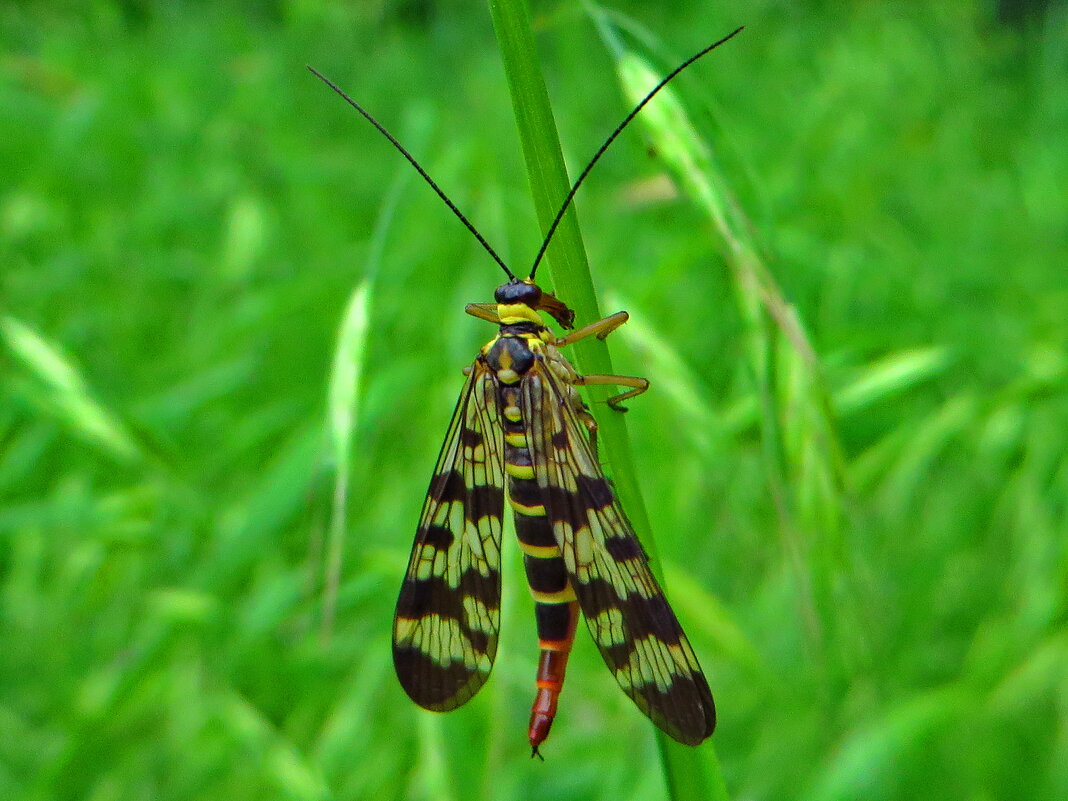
[320,276,372,640]
[319,166,406,639]
[595,13,854,659]
[835,347,953,417]
[485,0,652,567]
[487,1,728,797]
[1,315,141,462]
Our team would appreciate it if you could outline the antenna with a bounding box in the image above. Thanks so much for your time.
[308,66,516,281]
[528,25,744,279]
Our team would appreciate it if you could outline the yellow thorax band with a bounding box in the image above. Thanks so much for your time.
[497,303,543,326]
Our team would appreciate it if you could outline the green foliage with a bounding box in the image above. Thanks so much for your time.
[2,1,1066,800]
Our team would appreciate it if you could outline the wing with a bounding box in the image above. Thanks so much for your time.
[393,360,505,711]
[521,358,716,745]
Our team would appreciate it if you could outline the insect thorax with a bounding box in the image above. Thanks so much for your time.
[483,323,544,385]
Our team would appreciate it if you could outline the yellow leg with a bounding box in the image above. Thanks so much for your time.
[573,373,650,412]
[557,312,646,411]
[465,303,499,324]
[554,311,629,347]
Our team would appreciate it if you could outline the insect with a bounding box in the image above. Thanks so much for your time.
[310,25,741,755]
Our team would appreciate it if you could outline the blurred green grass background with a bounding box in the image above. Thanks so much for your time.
[2,1,1067,799]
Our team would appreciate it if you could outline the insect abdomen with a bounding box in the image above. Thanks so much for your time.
[493,364,581,754]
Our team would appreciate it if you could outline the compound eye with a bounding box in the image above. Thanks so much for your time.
[494,280,542,306]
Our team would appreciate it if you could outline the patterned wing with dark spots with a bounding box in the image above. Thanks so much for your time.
[393,361,505,711]
[520,360,716,745]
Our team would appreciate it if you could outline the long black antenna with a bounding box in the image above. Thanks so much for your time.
[528,25,744,279]
[308,66,516,281]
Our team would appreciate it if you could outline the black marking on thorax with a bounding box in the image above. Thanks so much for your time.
[499,321,543,337]
[485,332,537,376]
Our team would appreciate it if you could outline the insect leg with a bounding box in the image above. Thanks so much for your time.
[573,373,650,412]
[465,303,500,324]
[555,311,629,347]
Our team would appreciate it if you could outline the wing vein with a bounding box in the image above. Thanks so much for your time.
[522,356,715,744]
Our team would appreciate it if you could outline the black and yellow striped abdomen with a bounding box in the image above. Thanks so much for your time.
[484,331,576,614]
[484,329,581,750]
